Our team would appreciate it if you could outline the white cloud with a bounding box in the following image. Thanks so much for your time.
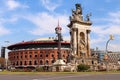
[40,0,61,11]
[108,11,120,24]
[91,38,104,45]
[6,0,28,10]
[92,25,120,35]
[23,12,69,36]
[92,11,120,37]
[6,0,20,10]
[109,44,120,52]
[91,11,120,51]
[0,24,10,36]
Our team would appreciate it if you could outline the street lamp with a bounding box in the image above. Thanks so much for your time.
[53,22,66,72]
[106,35,114,53]
[55,25,62,60]
[105,34,114,72]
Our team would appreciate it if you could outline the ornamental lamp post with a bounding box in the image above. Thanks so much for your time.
[53,22,66,72]
[106,34,114,53]
[55,26,62,59]
[105,34,114,72]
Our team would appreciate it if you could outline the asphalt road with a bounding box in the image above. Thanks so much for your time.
[0,74,120,80]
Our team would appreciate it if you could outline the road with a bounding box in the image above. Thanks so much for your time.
[0,73,120,80]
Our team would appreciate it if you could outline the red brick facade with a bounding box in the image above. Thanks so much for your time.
[8,39,70,69]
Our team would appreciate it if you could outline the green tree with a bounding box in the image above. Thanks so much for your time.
[35,67,44,72]
[0,57,5,70]
[77,64,90,72]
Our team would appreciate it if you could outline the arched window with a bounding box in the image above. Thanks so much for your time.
[20,61,22,65]
[46,54,48,57]
[34,60,37,65]
[51,60,54,63]
[40,60,43,65]
[35,55,37,58]
[40,54,42,57]
[24,61,27,65]
[46,60,49,65]
[29,61,32,65]
[30,55,32,58]
[25,55,27,58]
[51,54,54,57]
[16,61,18,65]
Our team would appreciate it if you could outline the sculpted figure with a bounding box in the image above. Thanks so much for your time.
[70,4,83,21]
[86,13,92,21]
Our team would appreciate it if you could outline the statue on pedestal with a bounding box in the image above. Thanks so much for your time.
[70,3,83,21]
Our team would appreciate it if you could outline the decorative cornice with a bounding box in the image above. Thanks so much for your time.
[67,20,92,28]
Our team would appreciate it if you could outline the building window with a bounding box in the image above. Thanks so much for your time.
[46,51,49,57]
[51,60,54,63]
[34,61,37,65]
[52,54,54,57]
[35,55,37,58]
[20,61,22,65]
[46,54,48,57]
[29,52,32,54]
[30,55,32,58]
[24,61,27,65]
[40,54,42,57]
[46,60,49,65]
[25,55,27,58]
[29,61,32,65]
[40,60,43,65]
[16,61,18,65]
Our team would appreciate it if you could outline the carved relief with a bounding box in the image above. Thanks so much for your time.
[79,32,86,56]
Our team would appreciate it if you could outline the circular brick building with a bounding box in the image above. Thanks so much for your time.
[7,38,70,70]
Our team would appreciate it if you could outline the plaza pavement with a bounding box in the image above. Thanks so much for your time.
[0,73,120,80]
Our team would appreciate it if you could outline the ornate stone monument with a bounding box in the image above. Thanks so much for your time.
[68,3,92,65]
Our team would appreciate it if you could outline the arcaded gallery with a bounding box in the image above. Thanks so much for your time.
[8,38,70,70]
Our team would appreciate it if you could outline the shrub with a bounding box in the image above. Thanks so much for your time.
[77,64,90,72]
[35,67,44,72]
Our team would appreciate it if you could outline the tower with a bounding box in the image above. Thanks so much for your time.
[52,21,66,72]
[68,3,92,59]
[1,47,6,58]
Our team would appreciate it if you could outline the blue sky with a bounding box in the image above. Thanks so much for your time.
[0,0,120,54]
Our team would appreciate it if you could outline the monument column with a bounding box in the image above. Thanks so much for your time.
[87,30,91,57]
[72,28,77,55]
[67,3,92,63]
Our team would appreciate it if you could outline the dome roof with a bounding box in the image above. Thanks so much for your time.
[33,37,55,41]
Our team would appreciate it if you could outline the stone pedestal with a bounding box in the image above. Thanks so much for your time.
[52,59,66,72]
